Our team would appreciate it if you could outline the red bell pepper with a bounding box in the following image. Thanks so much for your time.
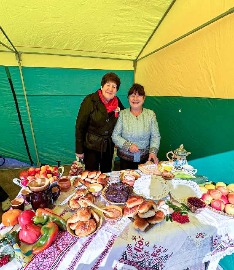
[32,222,59,255]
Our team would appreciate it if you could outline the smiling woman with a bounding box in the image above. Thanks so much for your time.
[112,83,161,170]
[75,72,124,173]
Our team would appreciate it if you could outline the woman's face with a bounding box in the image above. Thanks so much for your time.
[128,92,145,110]
[101,81,118,102]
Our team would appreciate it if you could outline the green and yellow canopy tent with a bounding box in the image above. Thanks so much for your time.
[1,3,234,178]
[0,0,234,267]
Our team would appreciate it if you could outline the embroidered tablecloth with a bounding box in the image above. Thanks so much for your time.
[1,206,233,270]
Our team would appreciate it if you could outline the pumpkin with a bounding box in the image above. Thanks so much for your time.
[2,209,22,226]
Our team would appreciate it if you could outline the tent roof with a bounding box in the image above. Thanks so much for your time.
[0,0,174,61]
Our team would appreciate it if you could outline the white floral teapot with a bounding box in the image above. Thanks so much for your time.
[166,144,191,167]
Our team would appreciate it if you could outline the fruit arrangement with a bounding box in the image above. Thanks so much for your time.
[199,182,234,216]
[19,165,60,186]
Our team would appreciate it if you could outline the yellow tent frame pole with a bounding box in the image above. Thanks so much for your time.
[16,55,41,166]
[137,7,234,62]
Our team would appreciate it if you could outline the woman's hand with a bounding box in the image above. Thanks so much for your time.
[129,144,139,153]
[76,153,84,160]
[148,153,159,164]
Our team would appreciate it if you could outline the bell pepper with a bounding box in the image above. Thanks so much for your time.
[32,222,59,255]
[33,208,66,230]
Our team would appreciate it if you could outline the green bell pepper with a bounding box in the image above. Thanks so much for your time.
[33,208,66,230]
[32,222,59,255]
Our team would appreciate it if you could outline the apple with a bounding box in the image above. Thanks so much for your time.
[28,167,36,176]
[35,168,41,174]
[224,204,234,216]
[209,189,222,200]
[201,193,213,205]
[227,184,234,192]
[210,199,225,211]
[215,182,226,188]
[227,193,234,204]
[220,195,229,205]
[205,184,215,190]
[199,186,208,194]
[20,170,28,179]
[216,186,229,196]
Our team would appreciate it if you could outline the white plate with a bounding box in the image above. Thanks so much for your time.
[168,179,202,204]
[133,175,169,200]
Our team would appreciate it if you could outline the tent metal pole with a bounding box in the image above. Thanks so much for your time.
[136,0,177,61]
[0,41,15,53]
[5,67,34,166]
[17,57,41,166]
[0,26,18,53]
[137,7,234,62]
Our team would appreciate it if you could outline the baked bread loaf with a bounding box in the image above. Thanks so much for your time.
[133,215,149,231]
[126,195,144,208]
[74,219,97,237]
[123,205,139,217]
[147,210,165,224]
[138,209,155,219]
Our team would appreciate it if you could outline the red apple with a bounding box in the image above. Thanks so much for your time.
[201,193,213,205]
[216,186,229,196]
[210,199,225,211]
[35,168,41,174]
[220,195,229,205]
[209,189,222,200]
[20,170,28,179]
[225,204,234,215]
[28,167,36,176]
[227,193,234,204]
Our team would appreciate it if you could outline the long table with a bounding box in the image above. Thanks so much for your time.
[1,177,234,270]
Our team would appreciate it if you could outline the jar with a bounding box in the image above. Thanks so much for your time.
[58,177,71,192]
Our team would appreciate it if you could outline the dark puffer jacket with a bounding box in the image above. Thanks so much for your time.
[76,91,124,154]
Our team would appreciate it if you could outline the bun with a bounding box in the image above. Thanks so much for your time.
[138,209,155,219]
[74,188,88,198]
[94,171,102,179]
[98,173,107,179]
[97,177,108,186]
[76,207,91,221]
[75,219,97,237]
[123,205,139,217]
[147,210,165,224]
[78,193,94,207]
[133,215,149,231]
[138,200,154,213]
[126,195,144,208]
[88,171,97,179]
[81,170,89,179]
[73,177,82,188]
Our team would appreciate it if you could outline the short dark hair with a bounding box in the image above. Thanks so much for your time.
[101,72,121,90]
[128,83,145,97]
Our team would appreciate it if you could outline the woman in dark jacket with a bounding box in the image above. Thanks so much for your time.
[75,72,124,173]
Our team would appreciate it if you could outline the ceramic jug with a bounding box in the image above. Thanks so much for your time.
[27,178,60,210]
[166,144,191,167]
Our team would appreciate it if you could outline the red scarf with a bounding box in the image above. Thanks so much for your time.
[98,90,119,117]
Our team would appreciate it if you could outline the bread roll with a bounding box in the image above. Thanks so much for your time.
[138,200,154,213]
[147,210,165,224]
[81,170,89,179]
[133,215,149,231]
[126,195,144,208]
[76,207,91,221]
[138,209,155,218]
[123,205,139,217]
[97,177,108,186]
[75,219,97,237]
[88,171,97,179]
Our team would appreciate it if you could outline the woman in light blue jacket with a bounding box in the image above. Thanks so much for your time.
[112,83,161,170]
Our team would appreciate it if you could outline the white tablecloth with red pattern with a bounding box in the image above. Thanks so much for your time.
[1,205,233,270]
